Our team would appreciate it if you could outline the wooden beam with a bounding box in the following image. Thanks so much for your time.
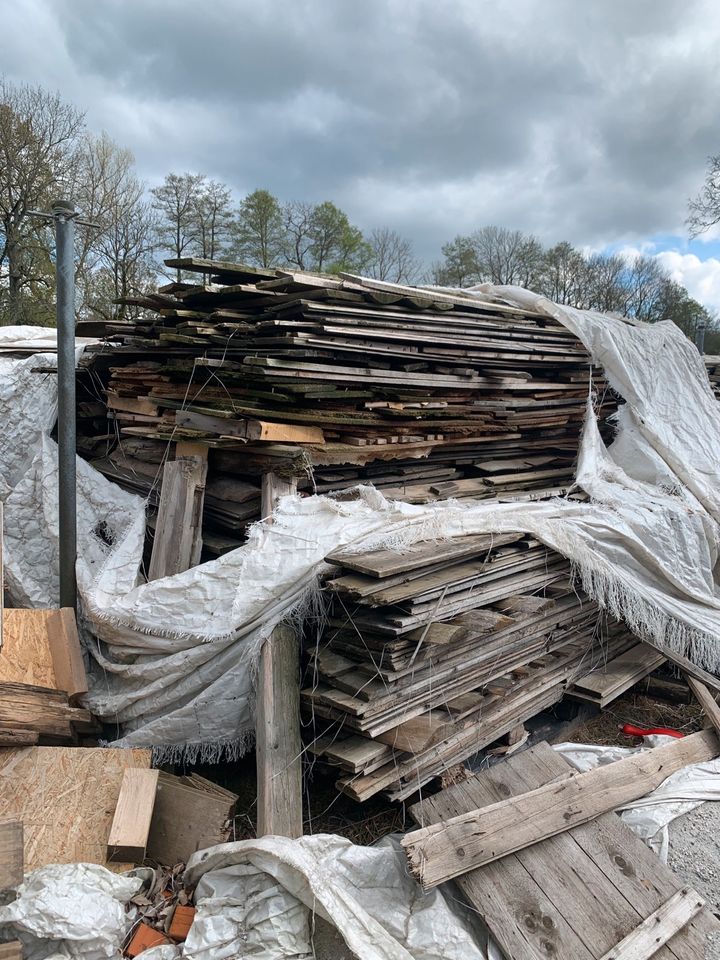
[107,768,159,864]
[0,943,22,960]
[0,820,23,890]
[261,472,298,521]
[401,728,719,888]
[256,623,302,838]
[685,674,720,738]
[599,887,705,960]
[148,455,207,581]
[646,642,720,696]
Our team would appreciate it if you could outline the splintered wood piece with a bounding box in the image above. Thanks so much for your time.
[256,624,302,838]
[148,456,207,580]
[0,820,23,890]
[685,675,720,738]
[107,768,159,864]
[598,888,705,960]
[402,728,719,888]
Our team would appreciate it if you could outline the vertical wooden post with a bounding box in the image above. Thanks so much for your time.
[256,623,303,838]
[261,472,298,521]
[256,471,302,837]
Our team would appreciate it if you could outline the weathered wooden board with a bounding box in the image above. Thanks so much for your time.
[402,729,719,888]
[0,820,23,889]
[599,888,705,960]
[147,772,237,865]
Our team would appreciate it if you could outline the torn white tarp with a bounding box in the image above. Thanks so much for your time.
[0,863,141,960]
[2,289,720,757]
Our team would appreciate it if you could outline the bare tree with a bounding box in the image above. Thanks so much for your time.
[0,80,85,324]
[282,200,315,270]
[151,172,206,280]
[194,179,233,260]
[366,227,419,282]
[472,226,544,287]
[688,155,720,236]
[585,252,628,313]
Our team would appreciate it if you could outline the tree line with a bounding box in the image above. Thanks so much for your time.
[0,78,717,353]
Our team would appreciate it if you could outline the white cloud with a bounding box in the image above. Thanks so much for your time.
[655,251,720,314]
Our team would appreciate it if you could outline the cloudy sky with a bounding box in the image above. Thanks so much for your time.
[4,0,720,307]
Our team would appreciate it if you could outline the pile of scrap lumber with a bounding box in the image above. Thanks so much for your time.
[401,731,720,959]
[303,532,660,801]
[76,261,616,558]
[704,354,720,401]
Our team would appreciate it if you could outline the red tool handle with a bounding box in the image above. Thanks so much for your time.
[621,723,684,739]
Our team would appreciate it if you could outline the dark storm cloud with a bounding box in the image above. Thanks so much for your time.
[3,0,720,260]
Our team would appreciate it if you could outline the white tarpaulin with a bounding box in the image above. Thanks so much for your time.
[1,289,720,757]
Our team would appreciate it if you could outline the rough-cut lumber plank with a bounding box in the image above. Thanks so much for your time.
[685,675,720,738]
[148,456,207,580]
[106,768,159,863]
[568,643,666,707]
[176,409,325,443]
[48,608,87,702]
[0,746,151,872]
[0,820,23,889]
[599,889,705,960]
[402,728,719,888]
[647,644,720,696]
[147,772,237,865]
[256,624,302,838]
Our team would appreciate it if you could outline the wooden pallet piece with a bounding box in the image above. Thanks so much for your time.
[409,742,719,960]
[402,728,719,888]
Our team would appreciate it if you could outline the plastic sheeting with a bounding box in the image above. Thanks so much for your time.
[2,289,720,757]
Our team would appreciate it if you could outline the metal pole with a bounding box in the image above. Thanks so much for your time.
[695,320,706,355]
[53,199,77,609]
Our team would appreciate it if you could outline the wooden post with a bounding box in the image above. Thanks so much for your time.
[261,472,298,521]
[148,452,207,581]
[256,623,303,838]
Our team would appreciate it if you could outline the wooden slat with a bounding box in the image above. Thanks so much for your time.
[148,455,207,580]
[402,728,719,888]
[107,768,159,864]
[685,675,720,738]
[598,889,705,960]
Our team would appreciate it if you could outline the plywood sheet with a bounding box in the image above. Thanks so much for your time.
[0,747,151,872]
[0,609,87,699]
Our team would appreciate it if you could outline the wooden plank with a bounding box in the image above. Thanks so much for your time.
[107,768,159,864]
[646,644,720,696]
[147,772,237,865]
[402,728,719,888]
[176,410,325,443]
[598,889,705,960]
[148,456,207,580]
[256,624,302,838]
[0,820,23,889]
[48,608,88,702]
[685,675,720,738]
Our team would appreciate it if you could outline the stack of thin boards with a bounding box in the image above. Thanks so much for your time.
[704,355,720,401]
[302,533,651,802]
[76,260,618,556]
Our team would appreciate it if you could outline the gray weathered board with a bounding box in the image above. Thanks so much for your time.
[408,742,719,960]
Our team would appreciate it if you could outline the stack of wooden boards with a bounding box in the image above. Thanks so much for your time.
[704,355,720,401]
[0,608,94,746]
[402,732,720,959]
[76,260,617,558]
[303,532,659,802]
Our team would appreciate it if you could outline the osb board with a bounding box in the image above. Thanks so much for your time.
[0,747,152,872]
[0,609,87,699]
